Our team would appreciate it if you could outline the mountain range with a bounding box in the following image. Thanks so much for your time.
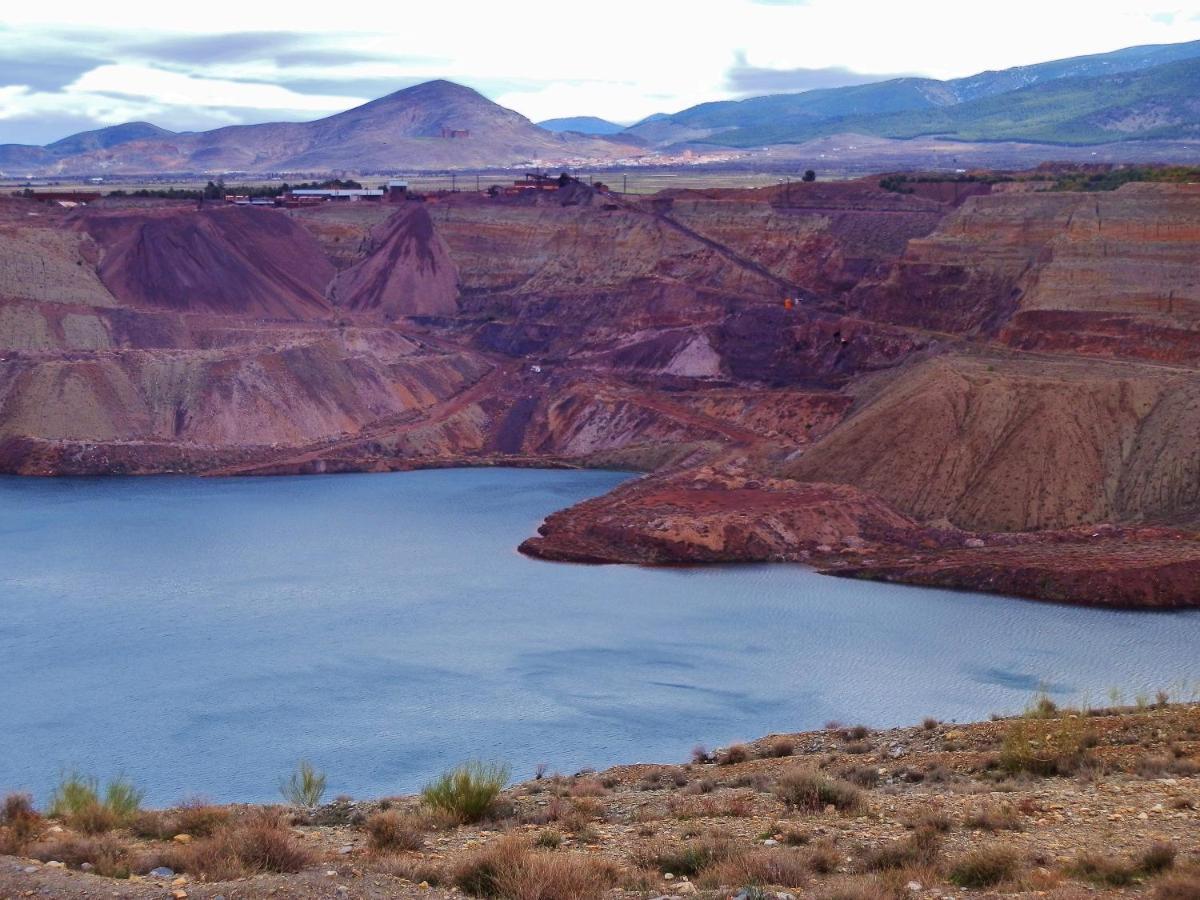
[2,39,1199,176]
[628,39,1200,148]
[0,81,641,176]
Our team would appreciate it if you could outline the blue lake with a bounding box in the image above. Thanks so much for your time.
[1,468,1198,806]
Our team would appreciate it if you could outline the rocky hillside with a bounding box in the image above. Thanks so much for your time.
[0,81,644,175]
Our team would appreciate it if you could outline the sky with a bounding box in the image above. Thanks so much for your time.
[2,0,1200,145]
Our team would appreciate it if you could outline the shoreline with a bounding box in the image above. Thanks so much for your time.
[3,701,1198,898]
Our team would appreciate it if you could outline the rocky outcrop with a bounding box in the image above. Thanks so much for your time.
[520,465,941,564]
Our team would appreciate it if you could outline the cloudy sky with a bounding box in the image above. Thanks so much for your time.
[3,0,1200,145]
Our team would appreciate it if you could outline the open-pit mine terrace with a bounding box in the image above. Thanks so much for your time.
[1,175,1198,607]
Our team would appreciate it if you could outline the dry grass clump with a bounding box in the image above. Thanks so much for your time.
[45,773,143,834]
[453,834,618,900]
[718,744,750,766]
[30,834,135,879]
[948,845,1020,888]
[370,854,447,884]
[698,847,811,888]
[632,833,739,876]
[0,793,44,853]
[170,809,313,881]
[774,768,863,813]
[365,810,428,852]
[1068,842,1176,887]
[1154,869,1200,899]
[762,738,795,758]
[423,761,510,824]
[999,718,1096,777]
[1137,753,1200,778]
[964,801,1023,832]
[858,827,942,872]
[132,798,233,840]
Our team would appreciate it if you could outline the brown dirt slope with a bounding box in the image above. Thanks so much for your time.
[79,205,335,319]
[330,204,459,320]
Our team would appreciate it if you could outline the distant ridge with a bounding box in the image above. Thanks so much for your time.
[537,116,627,135]
[628,39,1200,148]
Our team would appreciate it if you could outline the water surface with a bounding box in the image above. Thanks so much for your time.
[2,469,1198,805]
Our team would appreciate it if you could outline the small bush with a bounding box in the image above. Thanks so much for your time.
[0,793,43,852]
[1070,843,1177,886]
[922,717,939,730]
[763,738,795,758]
[33,834,134,878]
[632,834,738,876]
[949,846,1019,888]
[174,799,232,837]
[279,760,327,808]
[719,744,750,766]
[774,769,863,813]
[999,718,1095,776]
[858,828,941,872]
[453,837,514,896]
[423,761,510,824]
[181,811,312,881]
[1155,871,1200,899]
[371,854,446,884]
[1068,852,1139,886]
[699,847,811,888]
[1139,842,1177,875]
[47,773,141,833]
[534,828,562,849]
[964,801,1022,832]
[366,810,427,852]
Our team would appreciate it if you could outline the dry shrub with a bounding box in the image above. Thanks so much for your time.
[30,834,134,879]
[493,848,619,900]
[1140,842,1178,875]
[1069,842,1176,886]
[762,738,795,758]
[949,845,1019,888]
[719,744,750,766]
[366,810,427,853]
[858,828,942,872]
[0,793,44,853]
[128,809,173,840]
[570,778,607,798]
[806,840,842,874]
[631,834,739,877]
[370,854,446,884]
[1155,870,1200,899]
[999,718,1095,776]
[840,765,880,788]
[1137,754,1200,778]
[775,769,863,813]
[699,847,811,888]
[901,806,952,833]
[176,810,312,881]
[964,801,1022,832]
[174,799,232,837]
[454,835,617,900]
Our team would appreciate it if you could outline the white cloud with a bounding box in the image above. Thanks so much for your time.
[3,0,1200,141]
[70,64,364,112]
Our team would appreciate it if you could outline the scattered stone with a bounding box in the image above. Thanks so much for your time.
[148,867,175,879]
[172,833,192,844]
